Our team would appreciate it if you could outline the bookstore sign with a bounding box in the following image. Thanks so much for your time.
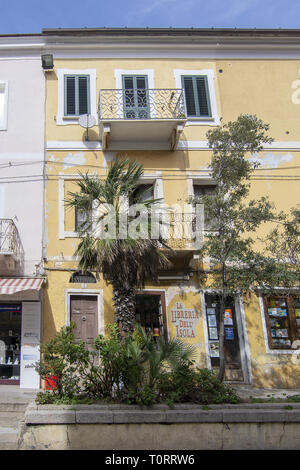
[171,302,199,338]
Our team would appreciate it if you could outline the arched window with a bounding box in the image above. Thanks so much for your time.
[69,271,96,284]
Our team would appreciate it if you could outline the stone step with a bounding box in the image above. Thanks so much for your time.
[0,402,28,412]
[0,411,24,427]
[0,426,19,450]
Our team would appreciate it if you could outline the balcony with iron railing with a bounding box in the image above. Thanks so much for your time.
[0,219,24,273]
[98,88,186,150]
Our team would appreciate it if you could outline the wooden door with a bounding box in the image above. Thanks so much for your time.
[70,295,98,349]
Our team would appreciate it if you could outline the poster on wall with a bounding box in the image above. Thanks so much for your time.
[209,341,219,357]
[224,309,233,326]
[225,327,234,340]
[20,302,41,389]
[209,327,218,340]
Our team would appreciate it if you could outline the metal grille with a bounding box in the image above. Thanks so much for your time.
[0,219,24,261]
[99,89,186,120]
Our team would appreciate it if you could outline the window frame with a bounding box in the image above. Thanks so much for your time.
[173,69,220,126]
[57,69,97,126]
[0,80,8,131]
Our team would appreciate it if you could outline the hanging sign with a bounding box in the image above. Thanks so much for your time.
[170,302,199,339]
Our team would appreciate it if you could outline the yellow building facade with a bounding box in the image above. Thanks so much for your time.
[43,28,300,388]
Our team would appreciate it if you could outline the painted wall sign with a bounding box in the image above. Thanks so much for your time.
[20,302,41,389]
[170,302,199,339]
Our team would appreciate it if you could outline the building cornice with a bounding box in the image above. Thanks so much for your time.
[3,29,300,59]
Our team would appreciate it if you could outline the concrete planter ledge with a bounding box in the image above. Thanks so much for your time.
[25,402,300,425]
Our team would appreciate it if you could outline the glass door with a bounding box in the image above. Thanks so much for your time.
[122,75,149,119]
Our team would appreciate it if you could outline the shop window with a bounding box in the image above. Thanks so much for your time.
[135,293,167,341]
[263,296,300,349]
[0,304,21,384]
[69,271,96,283]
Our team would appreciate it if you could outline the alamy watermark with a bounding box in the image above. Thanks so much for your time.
[82,203,204,250]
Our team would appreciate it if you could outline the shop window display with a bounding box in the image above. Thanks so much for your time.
[0,304,21,383]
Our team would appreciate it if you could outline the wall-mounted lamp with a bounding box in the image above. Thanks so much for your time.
[41,54,54,70]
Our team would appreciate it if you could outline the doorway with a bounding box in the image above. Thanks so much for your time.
[205,294,244,381]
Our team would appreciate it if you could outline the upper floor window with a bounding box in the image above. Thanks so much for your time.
[192,183,217,231]
[75,206,92,232]
[0,81,8,131]
[263,295,300,350]
[64,75,90,117]
[57,69,97,125]
[182,76,211,118]
[174,69,220,125]
[129,183,154,206]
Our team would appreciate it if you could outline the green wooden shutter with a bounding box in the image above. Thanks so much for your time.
[78,76,90,115]
[65,76,76,115]
[182,76,211,118]
[64,75,90,116]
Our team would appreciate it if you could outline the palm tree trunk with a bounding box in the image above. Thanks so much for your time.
[112,282,136,337]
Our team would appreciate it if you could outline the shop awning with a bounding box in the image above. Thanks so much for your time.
[0,278,44,295]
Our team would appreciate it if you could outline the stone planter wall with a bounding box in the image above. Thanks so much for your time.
[19,403,300,450]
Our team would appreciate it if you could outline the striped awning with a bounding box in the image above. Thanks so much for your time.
[0,278,44,295]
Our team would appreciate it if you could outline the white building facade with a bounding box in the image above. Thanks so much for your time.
[0,35,45,388]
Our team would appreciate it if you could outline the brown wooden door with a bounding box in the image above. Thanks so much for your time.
[70,295,98,349]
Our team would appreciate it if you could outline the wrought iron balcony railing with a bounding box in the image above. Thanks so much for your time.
[99,89,186,121]
[0,219,24,261]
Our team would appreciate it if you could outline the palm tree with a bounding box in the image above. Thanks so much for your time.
[65,158,169,337]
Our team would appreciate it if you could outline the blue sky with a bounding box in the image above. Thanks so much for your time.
[1,0,300,34]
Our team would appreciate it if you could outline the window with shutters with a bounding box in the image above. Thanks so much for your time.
[56,69,97,126]
[182,75,211,118]
[174,69,220,125]
[64,75,90,117]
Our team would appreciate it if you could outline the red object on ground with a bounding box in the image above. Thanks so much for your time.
[44,375,58,390]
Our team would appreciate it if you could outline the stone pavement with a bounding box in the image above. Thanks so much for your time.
[232,384,300,401]
[0,385,39,449]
